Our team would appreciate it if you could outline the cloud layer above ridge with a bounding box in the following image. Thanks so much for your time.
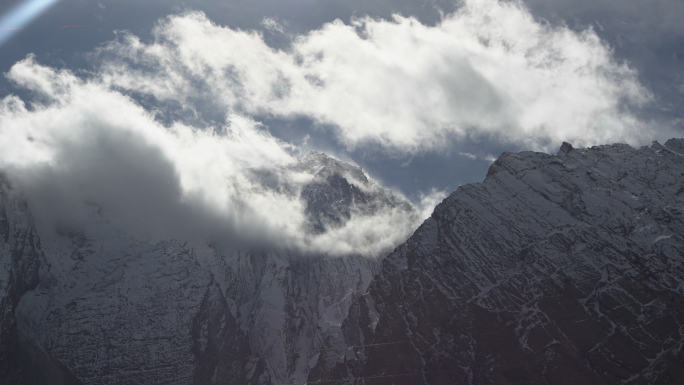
[96,0,653,153]
[0,0,656,256]
[0,54,420,256]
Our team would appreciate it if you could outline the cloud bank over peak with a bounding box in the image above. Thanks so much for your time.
[0,57,418,256]
[96,0,652,154]
[0,0,657,257]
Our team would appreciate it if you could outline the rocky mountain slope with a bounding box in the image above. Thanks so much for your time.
[0,175,42,384]
[5,139,684,385]
[0,152,416,384]
[315,139,684,385]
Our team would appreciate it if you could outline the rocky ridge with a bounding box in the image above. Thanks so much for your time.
[0,152,415,384]
[315,139,684,384]
[6,138,684,385]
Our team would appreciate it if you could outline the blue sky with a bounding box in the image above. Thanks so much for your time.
[0,0,682,253]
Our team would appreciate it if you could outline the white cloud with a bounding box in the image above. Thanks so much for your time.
[0,55,418,256]
[261,17,285,34]
[95,0,653,155]
[0,0,657,256]
[304,207,418,255]
[458,152,478,160]
[417,188,448,220]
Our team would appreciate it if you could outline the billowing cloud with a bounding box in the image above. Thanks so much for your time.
[417,187,448,220]
[0,0,656,257]
[0,55,418,256]
[95,0,652,154]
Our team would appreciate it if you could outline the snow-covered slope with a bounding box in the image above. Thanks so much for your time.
[1,152,416,384]
[318,140,684,384]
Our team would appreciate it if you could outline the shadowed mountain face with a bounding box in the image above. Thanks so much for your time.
[0,152,415,384]
[4,140,684,384]
[315,140,684,385]
[0,176,42,384]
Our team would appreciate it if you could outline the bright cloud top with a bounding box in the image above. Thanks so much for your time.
[97,0,652,153]
[0,0,655,256]
[0,55,419,256]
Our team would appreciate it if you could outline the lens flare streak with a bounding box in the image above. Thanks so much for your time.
[0,0,60,46]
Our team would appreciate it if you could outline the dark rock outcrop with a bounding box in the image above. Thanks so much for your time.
[318,140,684,384]
[0,175,42,384]
[3,152,409,384]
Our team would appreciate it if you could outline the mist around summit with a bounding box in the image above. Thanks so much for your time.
[1,0,684,383]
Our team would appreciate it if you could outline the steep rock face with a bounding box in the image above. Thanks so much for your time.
[193,249,378,384]
[16,222,251,385]
[10,152,408,384]
[321,140,684,384]
[0,176,42,384]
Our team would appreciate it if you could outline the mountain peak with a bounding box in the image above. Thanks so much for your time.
[293,151,363,175]
[245,151,416,238]
[664,138,684,154]
[559,141,573,154]
[323,138,684,384]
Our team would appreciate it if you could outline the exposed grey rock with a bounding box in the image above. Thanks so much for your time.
[3,152,405,384]
[13,138,684,385]
[319,140,684,385]
[0,175,42,384]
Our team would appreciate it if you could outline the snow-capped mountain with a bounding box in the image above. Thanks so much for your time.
[0,152,416,384]
[5,139,684,384]
[247,151,414,236]
[315,140,684,384]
